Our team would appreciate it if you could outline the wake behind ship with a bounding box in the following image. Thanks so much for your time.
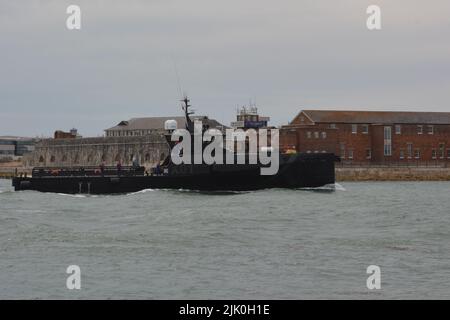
[12,98,339,194]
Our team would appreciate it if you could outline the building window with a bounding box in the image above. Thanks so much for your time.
[351,124,357,134]
[384,126,392,156]
[39,156,44,163]
[314,132,319,139]
[340,143,345,159]
[395,125,401,135]
[414,149,420,159]
[366,149,372,159]
[306,131,312,139]
[330,123,336,129]
[447,149,450,159]
[428,125,434,135]
[50,155,55,162]
[399,149,405,160]
[439,143,445,159]
[321,132,327,139]
[348,149,354,160]
[432,149,437,159]
[417,125,423,134]
[362,124,369,134]
[407,143,413,159]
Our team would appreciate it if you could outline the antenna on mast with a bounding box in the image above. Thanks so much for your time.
[171,56,183,99]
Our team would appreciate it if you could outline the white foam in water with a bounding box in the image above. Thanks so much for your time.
[56,193,87,198]
[299,183,346,191]
[333,183,346,191]
[126,188,156,196]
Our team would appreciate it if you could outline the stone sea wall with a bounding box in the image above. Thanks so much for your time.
[22,135,170,169]
[336,167,450,181]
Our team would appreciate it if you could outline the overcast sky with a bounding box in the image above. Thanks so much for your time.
[1,0,449,137]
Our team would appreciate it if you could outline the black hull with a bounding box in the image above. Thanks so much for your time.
[12,153,337,194]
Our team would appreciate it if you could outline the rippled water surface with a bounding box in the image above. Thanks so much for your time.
[1,179,449,299]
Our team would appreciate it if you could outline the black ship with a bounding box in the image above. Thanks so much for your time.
[12,98,339,194]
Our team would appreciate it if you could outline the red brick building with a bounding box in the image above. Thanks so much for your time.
[280,110,450,164]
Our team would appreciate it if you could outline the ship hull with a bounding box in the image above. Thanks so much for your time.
[12,153,337,194]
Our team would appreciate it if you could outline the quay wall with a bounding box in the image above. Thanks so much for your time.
[22,135,170,169]
[336,167,450,181]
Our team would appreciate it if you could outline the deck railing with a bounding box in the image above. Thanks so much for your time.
[31,166,146,177]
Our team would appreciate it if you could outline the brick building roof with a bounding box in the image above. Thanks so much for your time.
[300,110,450,125]
[105,116,227,132]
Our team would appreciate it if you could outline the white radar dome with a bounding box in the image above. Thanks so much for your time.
[164,119,178,131]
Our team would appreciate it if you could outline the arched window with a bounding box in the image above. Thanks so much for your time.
[39,156,44,163]
[62,155,67,162]
[145,153,150,162]
[50,155,55,162]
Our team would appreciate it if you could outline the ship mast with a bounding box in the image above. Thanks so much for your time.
[182,96,194,133]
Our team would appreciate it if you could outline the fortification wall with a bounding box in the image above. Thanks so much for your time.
[22,135,170,169]
[336,167,450,181]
